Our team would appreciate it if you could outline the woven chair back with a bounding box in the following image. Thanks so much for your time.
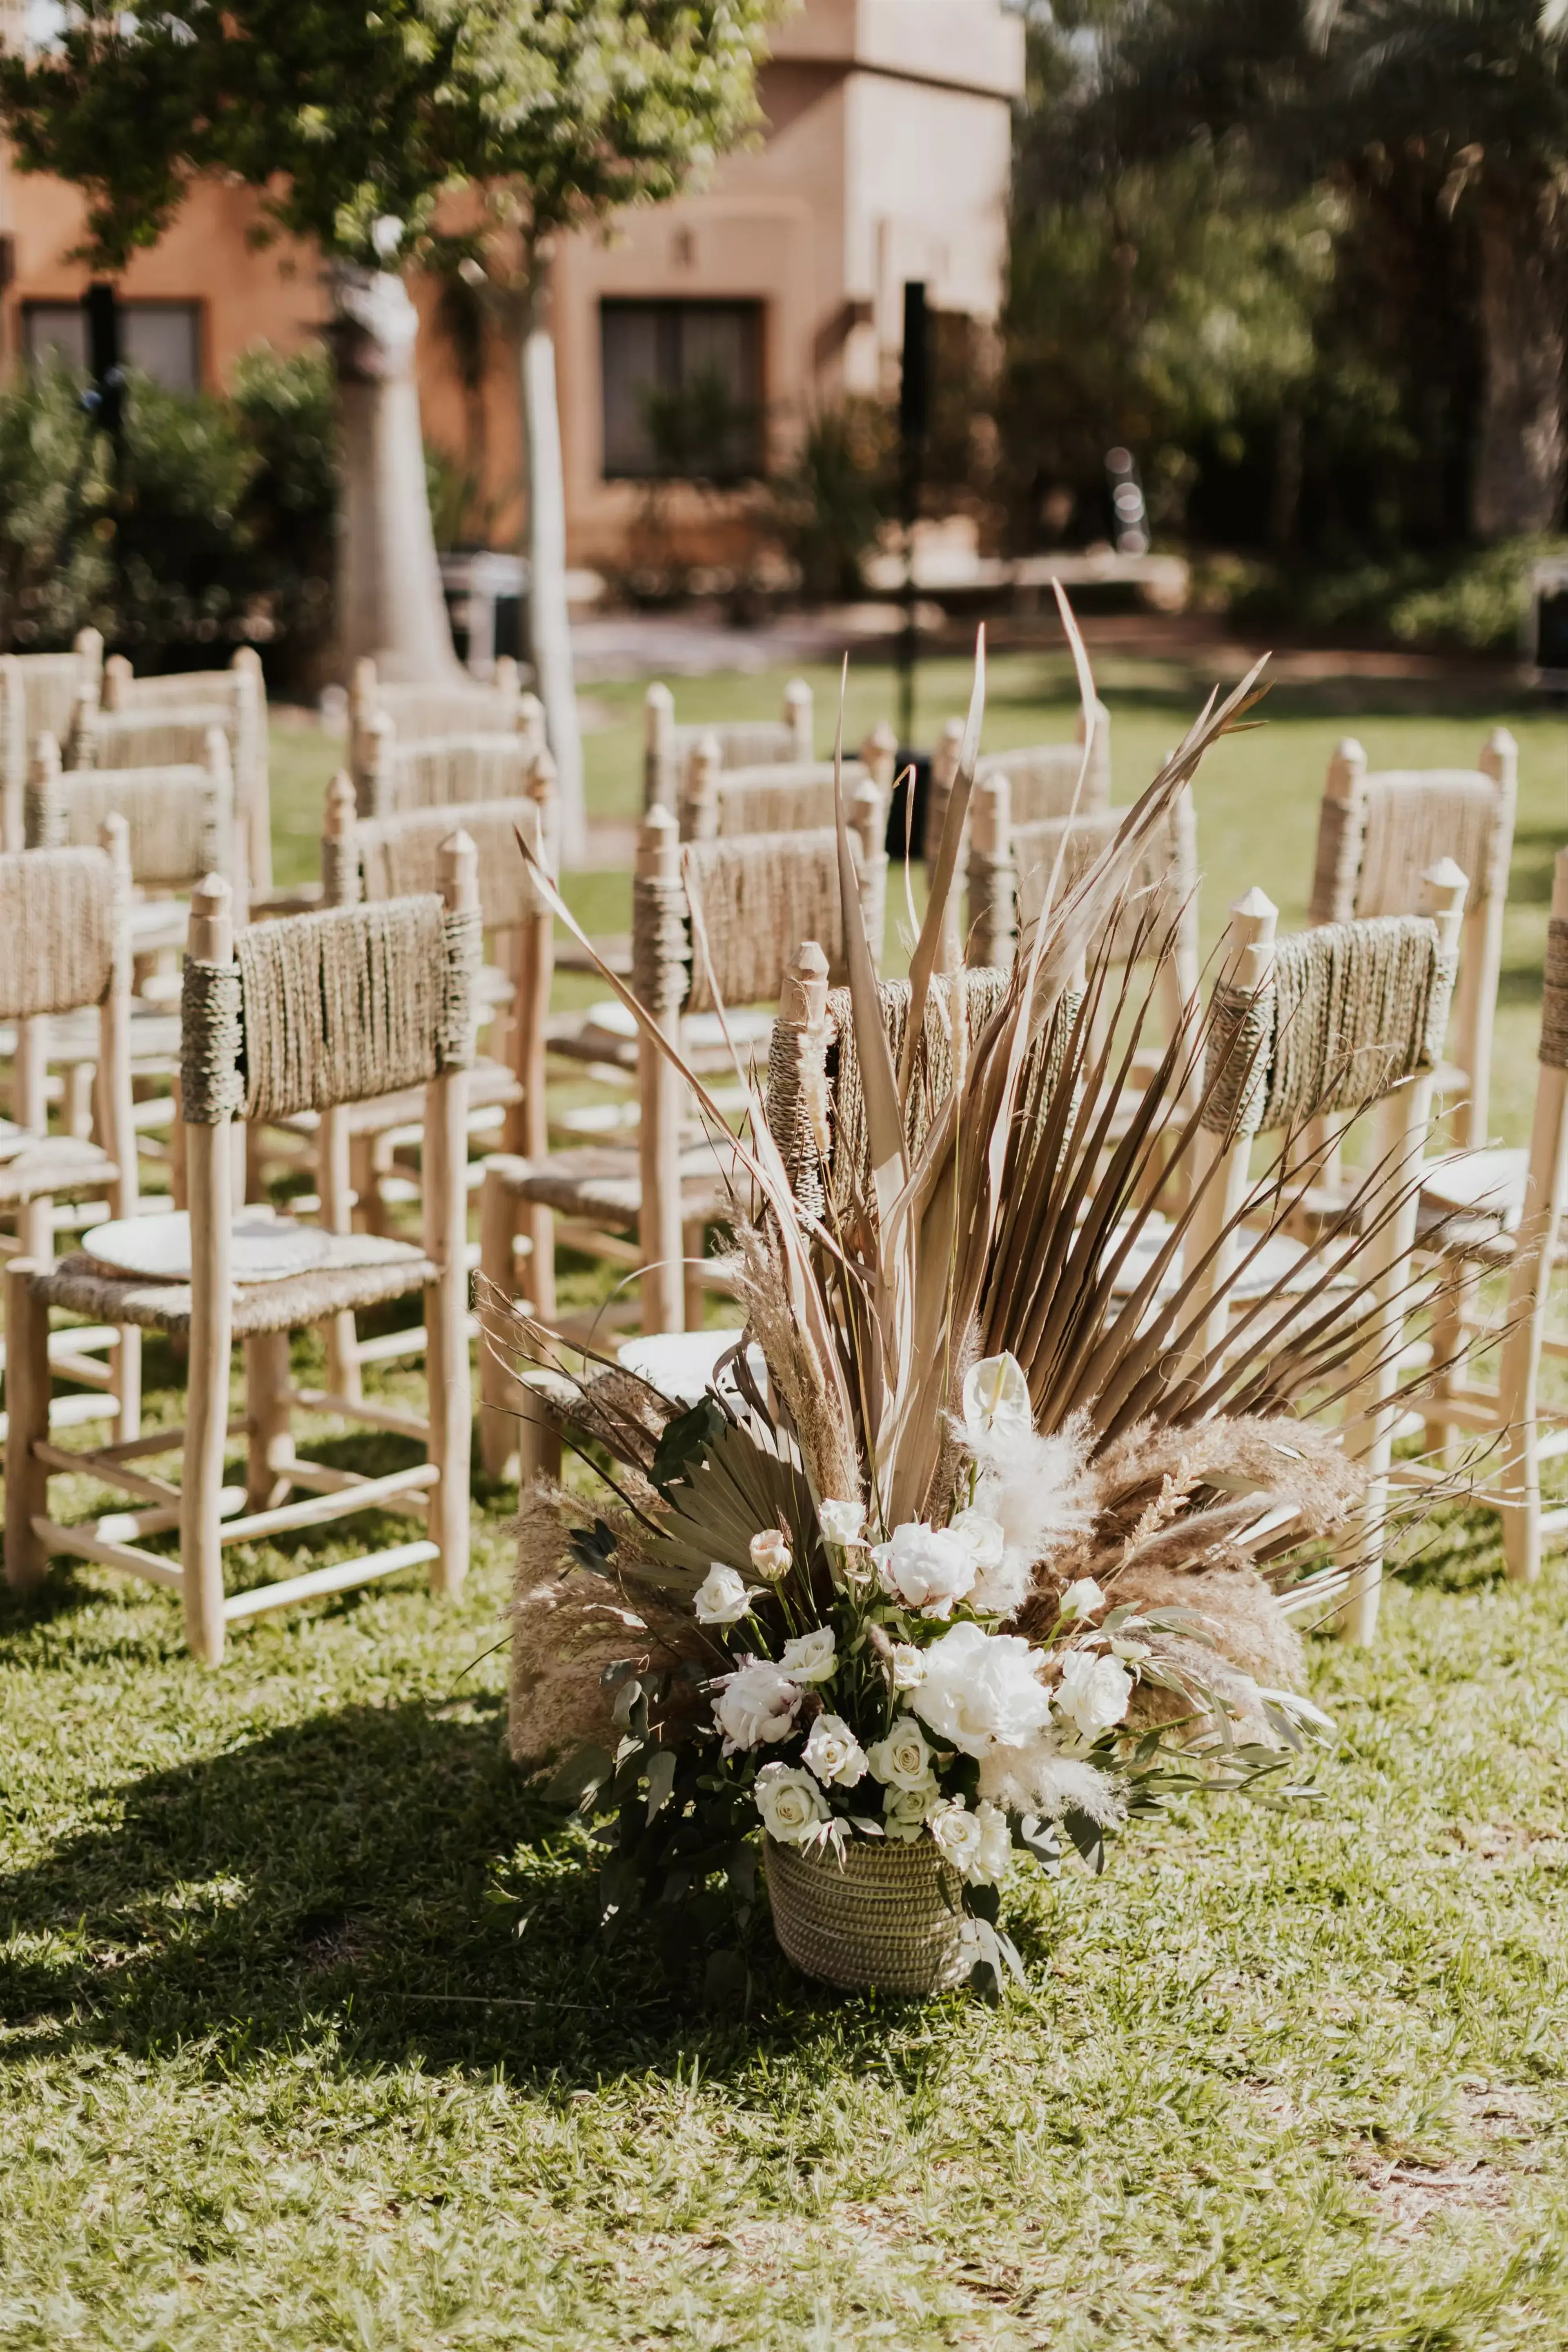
[180,896,480,1127]
[1012,792,1198,958]
[353,796,550,932]
[673,718,800,779]
[679,758,869,842]
[1310,758,1515,927]
[0,633,104,850]
[362,728,540,818]
[927,702,1111,864]
[28,749,232,892]
[1201,913,1459,1140]
[0,842,120,1021]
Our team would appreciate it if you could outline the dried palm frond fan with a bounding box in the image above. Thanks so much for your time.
[486,608,1455,1998]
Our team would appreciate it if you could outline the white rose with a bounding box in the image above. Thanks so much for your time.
[778,1627,837,1685]
[694,1563,755,1626]
[866,1714,935,1790]
[802,1712,867,1788]
[961,1353,1032,1443]
[1055,1649,1133,1739]
[915,1621,1053,1757]
[889,1643,926,1691]
[754,1762,828,1845]
[869,1520,977,1618]
[749,1529,792,1580]
[1058,1576,1107,1623]
[819,1498,866,1547]
[927,1799,986,1878]
[712,1659,802,1750]
[949,1509,1006,1571]
[882,1778,937,1841]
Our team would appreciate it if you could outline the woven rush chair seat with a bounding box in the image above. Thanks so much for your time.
[0,1134,119,1206]
[33,1230,436,1338]
[492,1137,740,1224]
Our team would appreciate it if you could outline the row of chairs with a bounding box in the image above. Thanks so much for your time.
[2,668,1560,1667]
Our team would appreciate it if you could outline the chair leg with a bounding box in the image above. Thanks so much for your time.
[425,1269,472,1600]
[111,1324,141,1447]
[325,1311,363,1402]
[244,1329,295,1513]
[478,1170,521,1482]
[4,1260,51,1590]
[1423,1266,1464,1469]
[1498,1414,1541,1587]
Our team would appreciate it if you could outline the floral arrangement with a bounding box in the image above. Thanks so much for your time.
[492,618,1412,1996]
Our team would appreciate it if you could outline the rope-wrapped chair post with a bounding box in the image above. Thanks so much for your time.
[765,942,833,1221]
[680,731,723,841]
[967,771,1017,974]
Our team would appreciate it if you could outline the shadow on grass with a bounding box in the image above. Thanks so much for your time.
[0,1695,914,2087]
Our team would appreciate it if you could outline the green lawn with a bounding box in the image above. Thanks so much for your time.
[3,646,1566,2348]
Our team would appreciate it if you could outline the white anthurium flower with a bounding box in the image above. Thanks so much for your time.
[1058,1576,1107,1623]
[693,1563,755,1626]
[915,1621,1054,1757]
[1055,1649,1134,1740]
[866,1714,936,1791]
[869,1520,977,1618]
[962,1353,1033,1443]
[889,1643,927,1691]
[818,1498,866,1547]
[712,1660,802,1751]
[802,1713,867,1788]
[882,1777,938,1841]
[778,1627,837,1685]
[749,1529,792,1580]
[754,1762,829,1845]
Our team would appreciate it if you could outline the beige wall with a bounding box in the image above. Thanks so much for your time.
[0,0,1022,573]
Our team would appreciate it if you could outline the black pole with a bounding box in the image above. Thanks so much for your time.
[898,280,928,750]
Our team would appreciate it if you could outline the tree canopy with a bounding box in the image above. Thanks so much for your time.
[0,0,777,269]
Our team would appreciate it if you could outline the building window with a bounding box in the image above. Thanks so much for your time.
[600,299,763,482]
[22,300,202,392]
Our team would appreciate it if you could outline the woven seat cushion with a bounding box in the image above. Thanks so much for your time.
[0,1005,181,1065]
[0,1135,118,1204]
[547,1003,775,1080]
[31,1231,433,1337]
[502,1141,739,1221]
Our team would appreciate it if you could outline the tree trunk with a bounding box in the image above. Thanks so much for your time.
[518,243,587,868]
[1471,187,1567,542]
[330,265,463,684]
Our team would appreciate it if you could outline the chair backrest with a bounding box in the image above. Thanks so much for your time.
[926,698,1111,867]
[966,780,1199,988]
[1310,731,1516,1146]
[0,833,126,1024]
[336,777,556,935]
[181,878,480,1128]
[1202,897,1462,1147]
[643,676,814,809]
[358,715,546,819]
[98,648,269,885]
[24,727,238,897]
[633,785,887,1022]
[679,755,871,842]
[349,656,534,785]
[0,629,104,851]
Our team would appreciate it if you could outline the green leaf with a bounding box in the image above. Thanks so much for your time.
[545,1741,613,1813]
[649,1396,728,1494]
[644,1748,678,1824]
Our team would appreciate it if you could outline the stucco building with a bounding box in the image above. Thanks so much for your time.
[0,0,1023,577]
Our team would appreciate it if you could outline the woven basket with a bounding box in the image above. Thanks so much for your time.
[764,1833,970,1995]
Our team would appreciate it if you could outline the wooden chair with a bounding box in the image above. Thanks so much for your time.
[1183,860,1469,1645]
[97,649,270,894]
[349,655,533,794]
[1412,844,1568,1582]
[5,842,479,1663]
[0,629,103,852]
[0,822,141,1448]
[477,796,888,1473]
[1309,731,1516,1148]
[643,677,813,811]
[289,770,554,1397]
